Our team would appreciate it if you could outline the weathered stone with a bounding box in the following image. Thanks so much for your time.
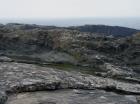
[0,23,139,104]
[0,62,140,103]
[6,89,138,104]
[0,91,7,104]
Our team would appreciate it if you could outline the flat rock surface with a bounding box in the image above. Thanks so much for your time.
[6,89,138,104]
[0,62,140,104]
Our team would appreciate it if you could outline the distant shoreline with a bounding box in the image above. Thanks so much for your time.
[0,18,140,29]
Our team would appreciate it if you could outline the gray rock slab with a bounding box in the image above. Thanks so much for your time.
[6,89,138,104]
[0,62,140,104]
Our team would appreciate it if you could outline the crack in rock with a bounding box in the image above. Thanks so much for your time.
[0,62,140,104]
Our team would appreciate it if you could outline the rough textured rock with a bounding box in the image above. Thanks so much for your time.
[0,23,139,104]
[0,62,140,94]
[0,27,139,80]
[0,24,139,74]
[0,92,7,104]
[0,62,139,104]
[98,63,134,78]
[6,89,138,104]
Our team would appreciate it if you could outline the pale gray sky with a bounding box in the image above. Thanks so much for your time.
[0,0,139,19]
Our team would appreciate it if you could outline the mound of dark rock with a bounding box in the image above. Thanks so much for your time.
[67,25,139,37]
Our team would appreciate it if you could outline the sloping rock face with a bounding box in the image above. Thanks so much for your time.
[0,26,139,81]
[0,23,139,104]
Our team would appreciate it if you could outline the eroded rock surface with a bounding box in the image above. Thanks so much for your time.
[6,89,138,104]
[0,24,139,79]
[0,62,139,104]
[0,24,139,104]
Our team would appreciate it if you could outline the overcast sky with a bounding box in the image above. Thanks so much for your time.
[0,0,139,19]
